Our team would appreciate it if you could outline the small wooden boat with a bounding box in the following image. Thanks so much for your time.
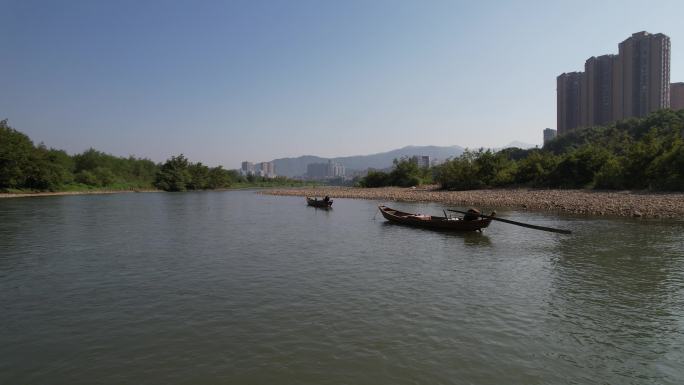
[306,197,333,208]
[378,205,493,232]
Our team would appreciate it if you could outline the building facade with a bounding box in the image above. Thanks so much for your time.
[543,128,557,145]
[557,31,671,134]
[616,31,671,119]
[307,160,345,179]
[671,82,684,110]
[241,161,276,178]
[557,72,583,135]
[259,162,275,177]
[241,161,255,175]
[582,55,618,127]
[410,155,431,169]
[326,160,345,178]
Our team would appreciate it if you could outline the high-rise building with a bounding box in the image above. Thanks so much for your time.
[307,161,345,179]
[327,160,345,178]
[616,31,671,119]
[241,161,255,175]
[582,55,618,126]
[259,162,275,177]
[671,82,684,110]
[557,31,671,134]
[557,72,583,135]
[543,128,557,145]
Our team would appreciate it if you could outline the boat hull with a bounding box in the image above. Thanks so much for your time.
[378,205,491,231]
[306,197,333,208]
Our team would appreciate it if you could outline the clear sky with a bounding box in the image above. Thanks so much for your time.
[2,0,683,168]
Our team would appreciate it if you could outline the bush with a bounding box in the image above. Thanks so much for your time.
[155,155,191,192]
[358,170,390,187]
[593,157,626,189]
[549,145,612,188]
[433,151,483,190]
[75,170,98,186]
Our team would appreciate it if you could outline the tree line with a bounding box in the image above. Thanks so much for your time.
[0,119,301,192]
[358,109,684,191]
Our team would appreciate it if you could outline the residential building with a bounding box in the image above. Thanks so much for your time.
[582,55,618,126]
[557,31,671,134]
[241,161,255,175]
[307,160,345,179]
[241,161,275,178]
[326,160,345,178]
[543,128,557,145]
[672,82,684,110]
[410,155,431,168]
[259,162,275,178]
[557,72,583,135]
[616,31,671,119]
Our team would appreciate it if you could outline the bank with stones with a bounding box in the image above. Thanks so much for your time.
[262,187,684,218]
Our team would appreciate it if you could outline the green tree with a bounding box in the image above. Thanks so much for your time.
[433,150,483,190]
[0,119,35,189]
[514,150,559,186]
[22,145,73,190]
[358,170,390,187]
[549,145,612,188]
[646,136,684,190]
[388,158,422,187]
[187,162,210,190]
[593,156,626,189]
[155,155,191,191]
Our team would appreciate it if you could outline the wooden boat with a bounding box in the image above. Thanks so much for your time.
[306,197,333,208]
[378,205,493,232]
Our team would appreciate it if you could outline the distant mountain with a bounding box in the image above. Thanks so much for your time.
[271,145,465,177]
[501,141,538,150]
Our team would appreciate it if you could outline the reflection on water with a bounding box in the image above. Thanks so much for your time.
[379,221,492,247]
[545,218,684,383]
[0,191,682,385]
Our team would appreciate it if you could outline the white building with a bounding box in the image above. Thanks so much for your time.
[241,161,276,178]
[411,155,431,168]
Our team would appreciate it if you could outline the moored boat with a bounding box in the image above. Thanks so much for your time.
[306,196,333,208]
[378,205,493,232]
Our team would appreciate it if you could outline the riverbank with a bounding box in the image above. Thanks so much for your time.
[262,186,684,218]
[0,189,160,199]
[0,183,317,199]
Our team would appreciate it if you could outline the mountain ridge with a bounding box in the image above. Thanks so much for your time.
[270,145,465,177]
[266,142,538,177]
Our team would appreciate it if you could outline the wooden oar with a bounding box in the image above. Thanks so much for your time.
[447,209,572,234]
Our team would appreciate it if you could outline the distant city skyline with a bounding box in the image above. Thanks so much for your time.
[2,0,684,168]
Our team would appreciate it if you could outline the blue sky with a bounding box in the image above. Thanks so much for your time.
[2,0,683,168]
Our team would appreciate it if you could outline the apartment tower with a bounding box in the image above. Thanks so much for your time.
[557,31,671,134]
[582,55,618,127]
[557,72,583,135]
[616,31,671,119]
[671,82,684,110]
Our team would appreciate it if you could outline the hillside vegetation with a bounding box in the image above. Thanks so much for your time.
[358,109,684,191]
[0,119,305,192]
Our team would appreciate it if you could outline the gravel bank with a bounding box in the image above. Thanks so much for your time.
[262,186,684,218]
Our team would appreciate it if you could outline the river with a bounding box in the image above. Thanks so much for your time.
[1,190,683,384]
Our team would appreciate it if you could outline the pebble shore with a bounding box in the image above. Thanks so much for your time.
[262,186,684,218]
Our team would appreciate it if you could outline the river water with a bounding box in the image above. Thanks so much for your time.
[1,190,683,384]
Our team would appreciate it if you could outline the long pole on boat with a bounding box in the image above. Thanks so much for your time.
[447,209,572,234]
